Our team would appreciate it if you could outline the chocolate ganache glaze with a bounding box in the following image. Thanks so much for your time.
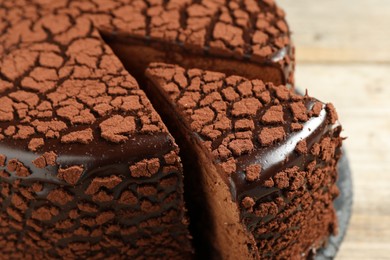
[145,63,343,259]
[232,100,339,199]
[92,0,295,86]
[0,0,342,258]
[0,132,175,186]
[0,97,192,258]
[0,4,193,255]
[0,88,192,258]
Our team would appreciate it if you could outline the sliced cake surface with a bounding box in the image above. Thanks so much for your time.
[3,0,294,85]
[95,0,295,85]
[145,62,343,259]
[0,3,192,259]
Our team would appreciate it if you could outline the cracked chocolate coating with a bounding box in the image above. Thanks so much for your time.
[0,0,300,258]
[145,63,343,258]
[0,1,193,258]
[95,0,293,82]
[6,0,294,85]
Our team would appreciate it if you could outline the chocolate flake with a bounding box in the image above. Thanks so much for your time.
[58,166,84,185]
[245,164,262,182]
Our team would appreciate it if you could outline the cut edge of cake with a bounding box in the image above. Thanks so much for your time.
[144,62,343,259]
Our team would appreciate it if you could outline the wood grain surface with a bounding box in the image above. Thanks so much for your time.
[279,0,390,63]
[278,1,390,259]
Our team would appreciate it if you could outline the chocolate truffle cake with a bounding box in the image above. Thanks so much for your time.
[145,63,343,259]
[30,0,294,86]
[0,2,193,259]
[0,0,342,259]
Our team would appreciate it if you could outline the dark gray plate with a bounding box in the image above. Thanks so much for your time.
[316,150,353,259]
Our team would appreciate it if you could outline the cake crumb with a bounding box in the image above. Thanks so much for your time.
[100,115,136,143]
[291,122,303,131]
[263,178,274,188]
[58,165,84,185]
[47,188,73,205]
[242,197,255,212]
[7,159,31,177]
[85,175,122,195]
[33,151,57,168]
[259,127,286,146]
[326,103,338,124]
[290,102,308,122]
[295,140,308,154]
[246,164,262,182]
[262,105,284,124]
[273,171,289,189]
[130,158,160,178]
[310,102,323,117]
[28,138,44,151]
[61,128,93,144]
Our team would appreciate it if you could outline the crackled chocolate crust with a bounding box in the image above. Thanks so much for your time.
[0,2,192,259]
[11,0,294,86]
[145,63,343,259]
[101,0,294,86]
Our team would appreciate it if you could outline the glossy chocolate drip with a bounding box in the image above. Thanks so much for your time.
[0,130,190,257]
[231,102,332,201]
[145,63,339,203]
[198,97,336,203]
[145,62,343,259]
[0,132,175,183]
[99,0,294,87]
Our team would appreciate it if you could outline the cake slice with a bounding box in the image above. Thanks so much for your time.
[145,63,343,259]
[0,18,192,259]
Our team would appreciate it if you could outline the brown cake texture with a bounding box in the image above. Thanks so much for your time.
[0,1,193,259]
[21,0,295,87]
[0,0,342,259]
[145,63,343,259]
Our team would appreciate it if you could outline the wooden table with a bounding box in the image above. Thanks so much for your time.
[278,1,390,259]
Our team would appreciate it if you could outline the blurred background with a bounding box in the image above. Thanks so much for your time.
[278,0,390,259]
